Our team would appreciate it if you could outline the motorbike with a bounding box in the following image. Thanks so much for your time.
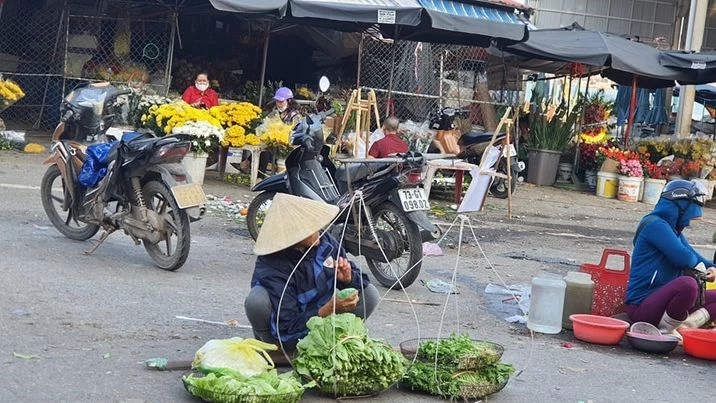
[429,107,524,198]
[246,80,438,289]
[41,81,205,271]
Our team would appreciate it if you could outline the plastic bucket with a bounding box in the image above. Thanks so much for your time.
[557,163,572,182]
[618,176,642,202]
[596,172,619,198]
[642,179,666,205]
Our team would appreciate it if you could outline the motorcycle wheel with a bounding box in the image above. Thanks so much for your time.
[490,166,518,199]
[365,202,423,289]
[40,164,100,240]
[247,191,277,241]
[141,180,190,271]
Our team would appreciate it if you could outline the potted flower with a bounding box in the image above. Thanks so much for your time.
[526,99,579,186]
[617,158,643,202]
[642,161,667,204]
[172,120,224,186]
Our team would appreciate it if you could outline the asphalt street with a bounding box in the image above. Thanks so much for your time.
[1,150,714,402]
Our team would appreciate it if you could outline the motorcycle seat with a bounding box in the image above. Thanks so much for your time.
[123,134,178,154]
[335,163,375,183]
[459,131,505,146]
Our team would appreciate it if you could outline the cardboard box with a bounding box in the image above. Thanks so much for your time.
[600,158,620,174]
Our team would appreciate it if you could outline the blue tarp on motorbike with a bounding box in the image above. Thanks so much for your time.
[78,142,115,187]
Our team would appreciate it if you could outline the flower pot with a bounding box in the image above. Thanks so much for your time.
[596,171,618,198]
[584,170,598,191]
[643,178,666,205]
[618,176,642,203]
[181,152,208,186]
[557,162,572,183]
[527,149,561,186]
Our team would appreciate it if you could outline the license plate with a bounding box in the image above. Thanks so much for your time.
[398,188,430,212]
[171,183,208,209]
[503,144,517,158]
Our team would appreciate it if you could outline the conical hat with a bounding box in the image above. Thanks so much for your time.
[253,193,340,256]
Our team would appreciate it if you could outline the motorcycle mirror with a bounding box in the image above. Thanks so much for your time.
[318,76,330,93]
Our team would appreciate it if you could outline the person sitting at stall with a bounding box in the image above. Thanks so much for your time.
[241,87,301,176]
[182,73,219,109]
[244,193,379,352]
[368,116,408,158]
[625,179,716,338]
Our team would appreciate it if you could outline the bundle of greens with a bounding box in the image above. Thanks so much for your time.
[416,334,503,369]
[182,369,312,403]
[293,313,406,397]
[402,361,515,400]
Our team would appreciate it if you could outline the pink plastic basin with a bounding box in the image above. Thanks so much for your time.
[570,314,629,345]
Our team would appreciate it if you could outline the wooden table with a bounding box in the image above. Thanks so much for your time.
[218,144,266,188]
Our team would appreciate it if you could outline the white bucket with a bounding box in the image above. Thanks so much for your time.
[596,171,619,198]
[642,178,666,205]
[557,162,572,182]
[181,152,208,186]
[618,176,642,202]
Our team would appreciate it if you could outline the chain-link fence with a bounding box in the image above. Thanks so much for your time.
[359,35,521,130]
[0,2,66,129]
[0,1,173,130]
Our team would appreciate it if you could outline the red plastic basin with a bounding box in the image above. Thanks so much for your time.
[679,328,716,361]
[570,314,629,345]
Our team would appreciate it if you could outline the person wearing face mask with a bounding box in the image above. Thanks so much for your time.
[625,180,716,339]
[241,87,301,176]
[182,73,219,110]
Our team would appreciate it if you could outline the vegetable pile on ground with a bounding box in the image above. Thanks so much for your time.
[293,313,406,397]
[183,337,312,403]
[401,334,515,400]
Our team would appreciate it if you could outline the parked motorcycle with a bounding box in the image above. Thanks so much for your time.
[246,79,438,289]
[41,82,205,271]
[429,107,524,198]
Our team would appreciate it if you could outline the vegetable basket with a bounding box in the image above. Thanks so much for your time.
[182,372,306,403]
[459,377,509,399]
[400,338,504,370]
[303,373,397,398]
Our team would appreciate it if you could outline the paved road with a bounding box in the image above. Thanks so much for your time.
[0,150,713,402]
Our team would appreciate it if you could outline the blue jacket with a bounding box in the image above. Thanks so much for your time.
[625,197,711,305]
[251,234,370,342]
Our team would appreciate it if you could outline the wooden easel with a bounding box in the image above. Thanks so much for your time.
[476,107,516,218]
[338,88,380,157]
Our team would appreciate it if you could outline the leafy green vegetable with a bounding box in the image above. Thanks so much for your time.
[293,313,406,396]
[417,334,502,369]
[183,370,312,403]
[402,361,515,400]
[336,288,357,300]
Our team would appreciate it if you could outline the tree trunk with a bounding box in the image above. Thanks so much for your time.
[475,82,497,132]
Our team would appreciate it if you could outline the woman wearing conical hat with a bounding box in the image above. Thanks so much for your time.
[245,193,379,351]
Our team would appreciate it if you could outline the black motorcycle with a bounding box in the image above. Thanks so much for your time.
[429,107,524,198]
[246,111,439,289]
[41,82,205,271]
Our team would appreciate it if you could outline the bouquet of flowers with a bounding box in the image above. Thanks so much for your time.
[172,120,224,155]
[0,78,25,111]
[681,159,703,179]
[619,158,643,178]
[141,102,221,135]
[210,102,263,129]
[579,143,601,171]
[644,161,667,179]
[579,91,614,144]
[223,125,261,148]
[257,115,294,159]
[398,120,435,153]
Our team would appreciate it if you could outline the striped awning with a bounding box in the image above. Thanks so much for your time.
[418,0,528,42]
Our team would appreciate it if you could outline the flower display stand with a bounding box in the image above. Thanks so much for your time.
[219,145,266,188]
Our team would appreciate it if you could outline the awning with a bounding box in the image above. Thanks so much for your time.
[209,0,529,46]
[660,51,716,85]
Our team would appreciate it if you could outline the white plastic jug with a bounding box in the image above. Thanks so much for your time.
[527,272,566,334]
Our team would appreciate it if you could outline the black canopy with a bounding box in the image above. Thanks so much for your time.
[497,23,691,88]
[660,51,716,85]
[209,0,530,46]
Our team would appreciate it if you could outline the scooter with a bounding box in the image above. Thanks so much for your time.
[429,107,524,198]
[246,79,438,289]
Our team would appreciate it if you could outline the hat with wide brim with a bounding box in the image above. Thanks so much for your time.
[253,193,340,256]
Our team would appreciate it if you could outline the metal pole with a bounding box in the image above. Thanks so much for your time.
[356,34,364,89]
[257,26,271,107]
[572,70,591,180]
[438,51,444,109]
[625,76,638,145]
[164,12,177,96]
[676,0,708,137]
[385,27,397,118]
